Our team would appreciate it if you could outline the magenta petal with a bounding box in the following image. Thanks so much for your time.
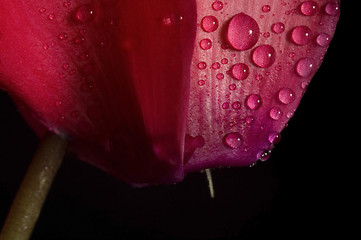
[0,0,340,185]
[185,0,340,173]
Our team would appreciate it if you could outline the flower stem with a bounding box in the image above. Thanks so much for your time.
[0,133,67,240]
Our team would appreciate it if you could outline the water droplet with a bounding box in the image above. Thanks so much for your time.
[42,43,49,50]
[231,63,250,80]
[74,4,96,23]
[72,35,86,44]
[246,94,262,110]
[226,13,260,51]
[268,131,281,144]
[39,8,46,14]
[198,80,206,86]
[58,32,68,40]
[296,58,315,77]
[221,58,228,64]
[272,22,285,34]
[48,13,56,21]
[197,61,207,70]
[63,1,71,7]
[55,101,62,107]
[199,38,212,50]
[252,45,276,68]
[324,2,340,16]
[300,1,319,16]
[223,132,243,149]
[291,26,312,46]
[229,84,236,91]
[316,33,331,47]
[201,16,219,32]
[269,107,283,120]
[212,62,221,70]
[262,5,271,13]
[222,102,230,109]
[245,116,254,124]
[216,73,224,80]
[257,150,272,161]
[232,101,241,109]
[278,88,296,104]
[212,1,223,11]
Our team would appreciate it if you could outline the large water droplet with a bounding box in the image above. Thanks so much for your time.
[74,4,96,23]
[296,58,315,77]
[291,26,312,46]
[201,16,219,33]
[269,107,283,120]
[252,45,276,68]
[300,1,319,16]
[199,38,212,50]
[268,131,281,144]
[223,132,243,149]
[246,94,262,110]
[231,63,249,80]
[324,2,340,16]
[212,1,223,11]
[316,33,331,47]
[226,13,260,51]
[278,88,296,104]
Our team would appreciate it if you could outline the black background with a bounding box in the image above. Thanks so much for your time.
[0,3,354,240]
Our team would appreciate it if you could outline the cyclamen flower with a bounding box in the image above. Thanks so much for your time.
[0,0,340,186]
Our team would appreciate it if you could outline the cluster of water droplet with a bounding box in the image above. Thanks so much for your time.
[36,2,116,125]
[189,0,339,163]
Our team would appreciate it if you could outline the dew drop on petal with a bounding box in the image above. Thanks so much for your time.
[272,22,285,34]
[257,150,272,161]
[262,5,271,13]
[212,1,223,11]
[223,132,243,149]
[291,26,312,46]
[245,116,254,124]
[229,84,236,90]
[252,45,276,68]
[198,80,206,86]
[296,57,315,77]
[268,131,281,144]
[231,63,249,80]
[246,94,262,110]
[48,14,56,21]
[222,102,230,109]
[278,88,296,104]
[325,2,340,16]
[74,4,96,23]
[216,73,224,80]
[226,13,260,51]
[58,32,68,40]
[232,101,241,109]
[316,33,331,47]
[269,107,283,120]
[201,16,219,32]
[200,38,212,50]
[197,61,207,70]
[300,1,319,16]
[212,62,221,70]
